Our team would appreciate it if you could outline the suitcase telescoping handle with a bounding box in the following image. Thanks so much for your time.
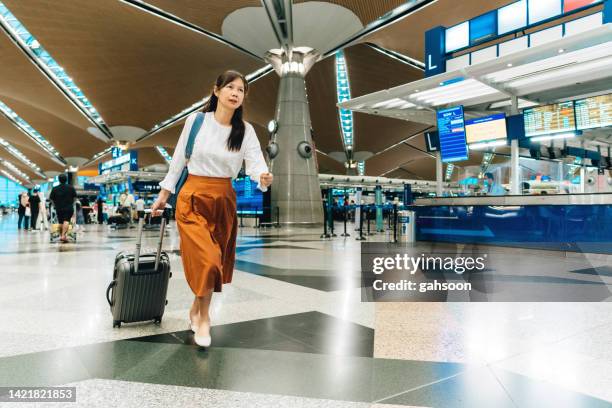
[133,209,167,273]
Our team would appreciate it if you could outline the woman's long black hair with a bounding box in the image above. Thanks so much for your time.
[201,70,249,152]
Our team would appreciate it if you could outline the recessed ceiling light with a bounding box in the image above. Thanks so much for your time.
[507,63,513,67]
[558,48,565,53]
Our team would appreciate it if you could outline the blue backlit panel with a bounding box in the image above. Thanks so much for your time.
[470,11,497,44]
[335,51,353,150]
[437,106,469,163]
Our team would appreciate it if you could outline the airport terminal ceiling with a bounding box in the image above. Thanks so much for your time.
[0,0,530,183]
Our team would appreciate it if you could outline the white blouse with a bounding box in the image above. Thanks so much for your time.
[159,112,269,193]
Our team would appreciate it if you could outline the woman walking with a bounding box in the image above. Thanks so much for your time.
[152,70,273,348]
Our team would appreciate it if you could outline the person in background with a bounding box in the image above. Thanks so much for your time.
[17,192,27,230]
[124,192,135,223]
[75,199,85,231]
[81,196,91,224]
[29,189,41,231]
[23,193,31,230]
[37,190,49,231]
[135,195,145,220]
[49,174,77,243]
[96,196,104,224]
[483,172,506,196]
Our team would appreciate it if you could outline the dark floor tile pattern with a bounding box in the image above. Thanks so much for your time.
[0,340,609,407]
[571,266,612,278]
[235,244,320,254]
[234,259,363,291]
[126,311,375,358]
[0,246,116,255]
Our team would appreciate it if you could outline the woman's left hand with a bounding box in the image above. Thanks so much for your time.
[260,172,274,188]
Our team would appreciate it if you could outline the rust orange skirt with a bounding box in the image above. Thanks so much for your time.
[175,175,237,295]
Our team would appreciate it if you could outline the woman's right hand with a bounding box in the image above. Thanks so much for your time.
[151,189,171,217]
[151,199,166,217]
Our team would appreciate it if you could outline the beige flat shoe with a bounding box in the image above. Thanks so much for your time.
[194,334,211,348]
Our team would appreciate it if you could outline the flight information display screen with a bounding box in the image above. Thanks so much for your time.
[575,94,612,130]
[523,101,576,136]
[437,106,469,163]
[465,113,508,144]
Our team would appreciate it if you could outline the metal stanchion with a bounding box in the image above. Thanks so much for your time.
[392,204,398,243]
[239,206,244,227]
[367,205,376,235]
[341,205,350,237]
[330,205,337,237]
[387,207,392,230]
[356,205,366,241]
[320,202,331,239]
[275,206,280,228]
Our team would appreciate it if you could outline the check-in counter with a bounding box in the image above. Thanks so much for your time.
[409,193,612,254]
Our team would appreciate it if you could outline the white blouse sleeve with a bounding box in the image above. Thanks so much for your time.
[243,124,269,192]
[159,113,197,194]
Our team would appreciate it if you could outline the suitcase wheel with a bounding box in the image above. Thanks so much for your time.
[113,320,121,328]
[154,317,162,325]
[169,272,172,278]
[165,300,168,305]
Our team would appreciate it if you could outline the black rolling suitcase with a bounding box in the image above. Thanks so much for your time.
[106,212,171,328]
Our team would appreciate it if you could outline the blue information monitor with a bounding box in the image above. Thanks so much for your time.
[437,106,469,163]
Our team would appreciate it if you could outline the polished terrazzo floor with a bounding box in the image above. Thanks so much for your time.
[1,212,612,407]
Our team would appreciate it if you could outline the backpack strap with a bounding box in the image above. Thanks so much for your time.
[185,112,205,163]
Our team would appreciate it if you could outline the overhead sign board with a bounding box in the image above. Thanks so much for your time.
[99,150,138,175]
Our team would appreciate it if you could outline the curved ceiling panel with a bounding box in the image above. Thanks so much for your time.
[133,120,185,149]
[242,72,279,131]
[0,30,91,130]
[2,0,264,131]
[134,147,168,169]
[353,112,432,156]
[365,143,431,177]
[398,156,437,180]
[221,2,365,60]
[294,0,406,27]
[0,30,106,157]
[138,1,404,43]
[306,56,344,154]
[343,43,431,155]
[344,43,423,98]
[0,96,107,157]
[0,115,64,173]
[0,149,43,181]
[145,0,260,35]
[316,152,345,174]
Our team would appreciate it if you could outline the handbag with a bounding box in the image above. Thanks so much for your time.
[168,112,205,207]
[25,205,31,217]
